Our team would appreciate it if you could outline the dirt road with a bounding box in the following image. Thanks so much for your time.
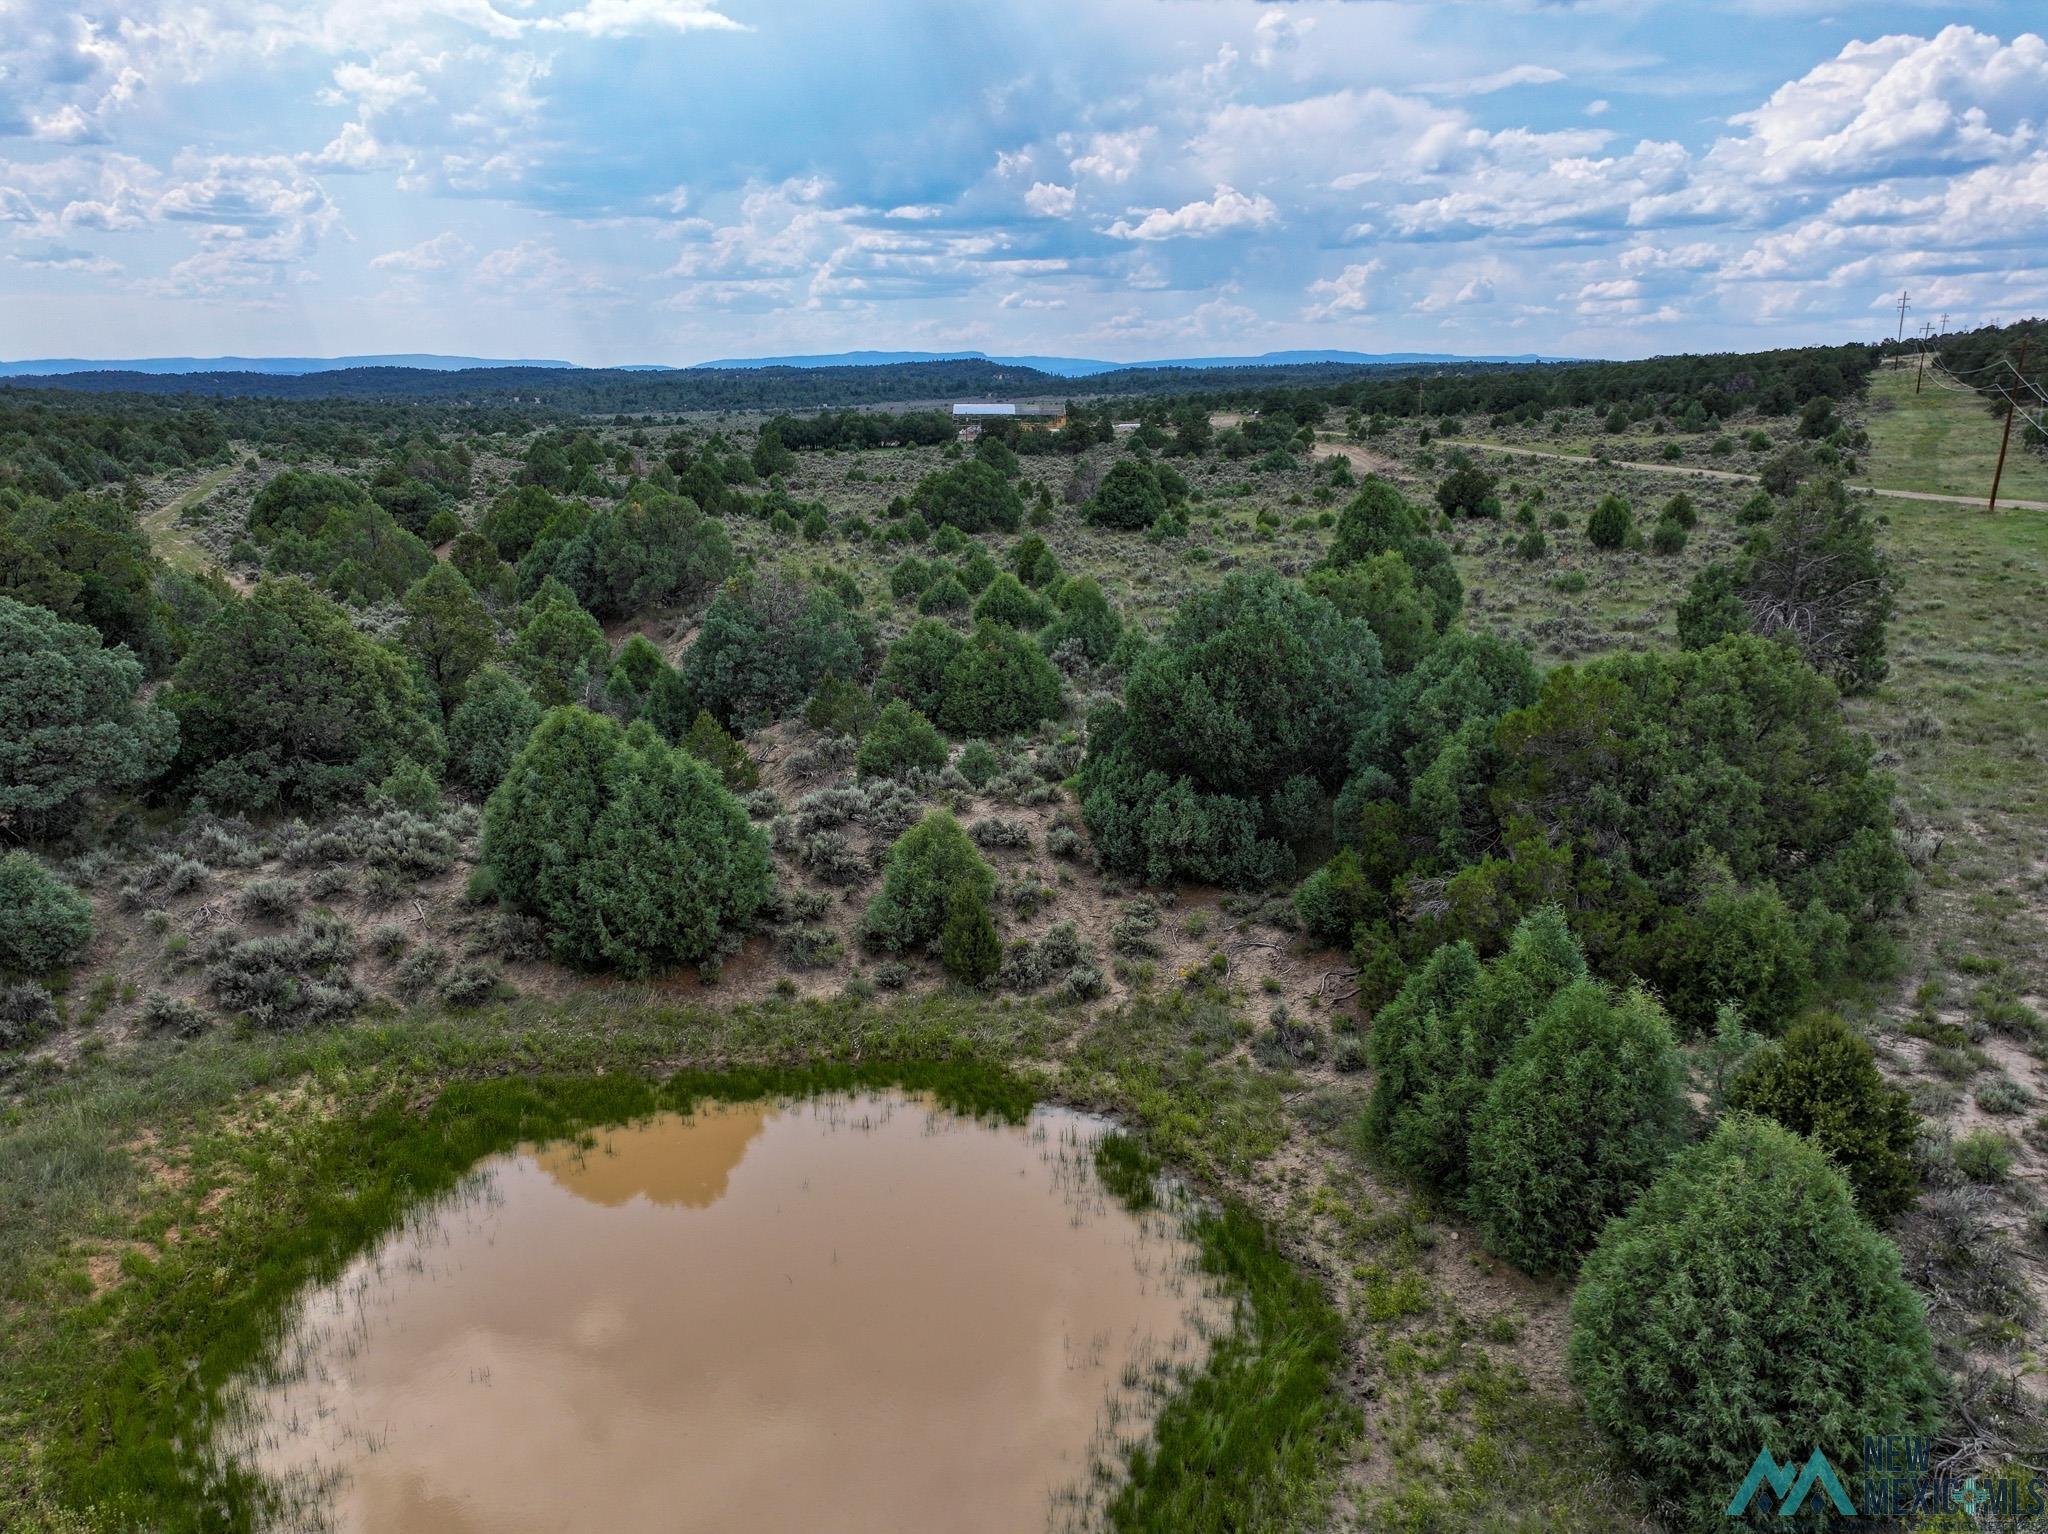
[1437,438,2048,512]
[1309,439,1404,478]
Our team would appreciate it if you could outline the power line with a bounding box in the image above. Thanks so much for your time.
[1999,358,2048,404]
[1939,358,2014,378]
[1989,335,2031,514]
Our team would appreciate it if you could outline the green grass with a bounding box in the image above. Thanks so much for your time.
[1859,362,2048,502]
[1843,490,2048,998]
[1109,1202,1359,1532]
[140,464,237,576]
[0,991,1359,1534]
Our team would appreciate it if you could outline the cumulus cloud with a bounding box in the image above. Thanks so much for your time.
[1390,137,1690,238]
[323,57,433,115]
[156,154,334,230]
[1304,261,1379,321]
[1106,184,1277,241]
[1023,181,1075,217]
[1067,130,1148,183]
[1252,11,1313,69]
[1197,89,1461,187]
[1718,25,2048,185]
[305,121,398,172]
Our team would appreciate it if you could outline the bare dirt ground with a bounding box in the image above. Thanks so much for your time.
[1310,438,1405,479]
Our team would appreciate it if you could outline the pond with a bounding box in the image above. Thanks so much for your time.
[219,1091,1225,1533]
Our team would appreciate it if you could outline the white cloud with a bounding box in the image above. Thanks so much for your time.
[1253,11,1314,69]
[1106,184,1277,241]
[324,57,434,114]
[1095,291,1259,343]
[371,231,474,271]
[535,0,746,38]
[1196,89,1462,187]
[1422,65,1566,98]
[1718,25,2048,186]
[30,105,102,145]
[156,154,333,230]
[668,175,848,281]
[305,121,397,172]
[473,237,619,296]
[1391,138,1689,237]
[1023,181,1076,217]
[1419,270,1500,311]
[1067,129,1148,183]
[11,243,123,275]
[1304,260,1379,321]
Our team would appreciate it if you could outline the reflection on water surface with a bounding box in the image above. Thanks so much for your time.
[224,1092,1222,1533]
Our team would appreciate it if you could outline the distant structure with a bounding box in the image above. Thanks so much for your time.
[950,401,1060,418]
[950,400,1062,439]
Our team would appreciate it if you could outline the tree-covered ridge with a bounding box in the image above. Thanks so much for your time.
[6,337,1881,421]
[0,398,229,498]
[0,389,549,487]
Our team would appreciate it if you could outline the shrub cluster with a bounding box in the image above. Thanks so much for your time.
[0,852,94,974]
[1081,566,1385,887]
[482,706,772,974]
[1678,474,1895,694]
[1569,1117,1939,1530]
[202,912,365,1029]
[1724,1012,1921,1220]
[167,578,444,812]
[861,810,995,954]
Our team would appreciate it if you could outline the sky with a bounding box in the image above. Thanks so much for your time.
[0,0,2043,365]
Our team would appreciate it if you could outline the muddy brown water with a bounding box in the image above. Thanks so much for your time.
[222,1092,1224,1533]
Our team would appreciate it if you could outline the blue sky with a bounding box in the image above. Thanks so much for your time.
[1,0,2043,364]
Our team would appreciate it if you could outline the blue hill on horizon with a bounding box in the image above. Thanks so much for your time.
[2,347,1571,380]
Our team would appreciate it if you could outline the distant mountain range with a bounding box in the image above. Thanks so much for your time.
[689,348,1562,376]
[1,347,1565,380]
[0,353,576,378]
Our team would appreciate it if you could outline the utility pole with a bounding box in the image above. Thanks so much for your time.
[1938,312,1949,338]
[1989,336,2029,514]
[1895,290,1910,343]
[1916,321,1933,395]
